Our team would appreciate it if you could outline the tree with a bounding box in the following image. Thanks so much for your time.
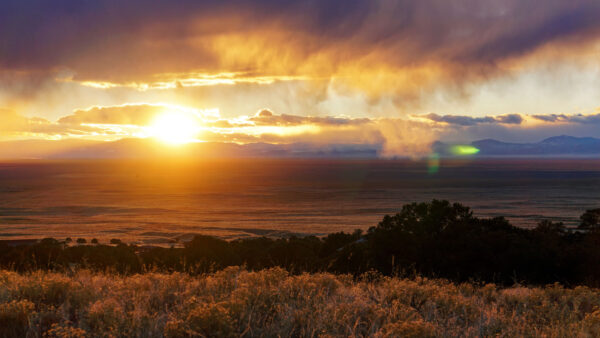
[535,220,566,234]
[76,238,86,244]
[580,208,600,230]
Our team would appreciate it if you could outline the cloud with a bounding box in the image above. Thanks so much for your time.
[202,116,433,157]
[3,0,600,129]
[57,103,205,126]
[58,104,172,125]
[495,114,524,124]
[0,108,103,140]
[249,109,371,127]
[2,0,600,93]
[531,113,600,124]
[4,104,600,157]
[48,104,434,156]
[421,113,523,126]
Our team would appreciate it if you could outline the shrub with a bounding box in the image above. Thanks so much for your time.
[377,320,437,338]
[580,209,600,230]
[0,269,600,337]
[45,324,87,338]
[185,303,235,337]
[0,300,35,337]
[86,299,125,334]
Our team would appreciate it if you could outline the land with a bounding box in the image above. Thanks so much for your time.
[3,268,600,337]
[2,200,600,336]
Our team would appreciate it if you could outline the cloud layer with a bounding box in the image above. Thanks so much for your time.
[2,1,600,94]
[2,1,600,152]
[421,113,524,126]
[3,104,599,156]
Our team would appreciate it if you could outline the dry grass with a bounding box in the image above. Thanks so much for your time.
[1,267,600,337]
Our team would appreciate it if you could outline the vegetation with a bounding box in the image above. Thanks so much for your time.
[3,267,600,337]
[2,200,600,336]
[2,200,600,286]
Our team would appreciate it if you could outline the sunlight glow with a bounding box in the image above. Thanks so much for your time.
[149,112,200,144]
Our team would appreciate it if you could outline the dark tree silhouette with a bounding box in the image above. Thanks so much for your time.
[2,200,600,286]
[580,208,600,230]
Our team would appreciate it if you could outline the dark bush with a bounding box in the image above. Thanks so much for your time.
[580,208,600,230]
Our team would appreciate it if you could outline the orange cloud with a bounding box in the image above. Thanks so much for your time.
[58,104,186,125]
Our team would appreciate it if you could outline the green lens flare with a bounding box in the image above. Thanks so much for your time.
[450,145,480,156]
[428,153,440,174]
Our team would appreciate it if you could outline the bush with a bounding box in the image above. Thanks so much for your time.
[580,209,600,230]
[0,300,34,337]
[1,269,599,337]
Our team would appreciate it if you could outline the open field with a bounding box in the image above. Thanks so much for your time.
[2,267,600,337]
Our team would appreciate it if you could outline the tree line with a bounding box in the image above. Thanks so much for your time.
[1,200,600,286]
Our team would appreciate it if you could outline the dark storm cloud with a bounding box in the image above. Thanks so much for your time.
[2,0,600,81]
[462,2,600,62]
[423,113,523,126]
[495,114,524,125]
[531,113,600,124]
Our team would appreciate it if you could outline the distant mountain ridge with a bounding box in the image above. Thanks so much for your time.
[434,135,600,156]
[0,135,598,159]
[0,138,382,159]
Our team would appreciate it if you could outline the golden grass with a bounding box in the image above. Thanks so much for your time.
[1,267,600,337]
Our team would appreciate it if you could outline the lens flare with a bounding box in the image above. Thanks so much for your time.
[428,153,440,174]
[450,145,480,156]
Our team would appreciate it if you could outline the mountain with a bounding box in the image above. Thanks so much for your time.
[434,135,600,156]
[0,138,381,159]
[1,135,597,159]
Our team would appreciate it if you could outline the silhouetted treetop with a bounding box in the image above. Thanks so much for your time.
[580,208,600,230]
[368,200,474,235]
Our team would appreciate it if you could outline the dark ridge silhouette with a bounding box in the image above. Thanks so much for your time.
[0,138,381,160]
[433,135,600,156]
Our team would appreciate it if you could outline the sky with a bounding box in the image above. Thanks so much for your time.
[1,0,599,156]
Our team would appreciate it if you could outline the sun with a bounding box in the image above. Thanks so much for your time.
[149,112,199,145]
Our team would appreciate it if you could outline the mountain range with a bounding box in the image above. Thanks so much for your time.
[0,138,381,159]
[433,135,600,157]
[0,135,598,159]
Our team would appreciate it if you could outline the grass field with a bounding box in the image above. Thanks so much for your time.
[2,267,600,337]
